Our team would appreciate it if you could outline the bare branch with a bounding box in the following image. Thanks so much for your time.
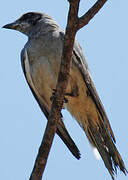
[78,0,108,29]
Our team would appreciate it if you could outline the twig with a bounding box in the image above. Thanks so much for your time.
[29,0,108,179]
[78,0,107,29]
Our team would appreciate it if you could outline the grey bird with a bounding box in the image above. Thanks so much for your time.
[3,12,127,179]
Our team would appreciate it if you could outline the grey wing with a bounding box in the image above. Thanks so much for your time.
[59,31,127,178]
[20,48,81,159]
[73,42,128,178]
[21,48,50,118]
[73,40,116,142]
[59,30,115,142]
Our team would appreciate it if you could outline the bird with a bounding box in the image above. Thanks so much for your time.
[3,12,127,179]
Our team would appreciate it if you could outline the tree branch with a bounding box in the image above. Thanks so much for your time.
[78,0,108,29]
[29,0,108,179]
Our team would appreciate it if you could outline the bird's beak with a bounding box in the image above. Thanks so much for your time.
[2,21,20,30]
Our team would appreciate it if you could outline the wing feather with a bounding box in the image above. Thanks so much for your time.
[73,43,116,142]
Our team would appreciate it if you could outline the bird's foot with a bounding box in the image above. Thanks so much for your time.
[50,89,68,103]
[50,89,56,102]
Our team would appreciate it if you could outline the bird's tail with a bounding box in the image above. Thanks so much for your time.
[56,120,81,160]
[86,115,127,179]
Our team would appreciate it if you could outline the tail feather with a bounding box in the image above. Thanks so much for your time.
[87,124,115,179]
[87,116,127,179]
[56,120,81,160]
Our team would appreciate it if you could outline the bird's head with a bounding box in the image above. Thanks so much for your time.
[2,12,46,36]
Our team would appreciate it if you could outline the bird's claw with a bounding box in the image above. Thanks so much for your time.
[50,89,68,104]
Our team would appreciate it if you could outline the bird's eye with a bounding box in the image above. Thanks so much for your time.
[20,13,33,21]
[32,16,42,25]
[20,13,42,26]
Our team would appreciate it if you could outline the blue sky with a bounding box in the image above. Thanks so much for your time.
[0,0,128,180]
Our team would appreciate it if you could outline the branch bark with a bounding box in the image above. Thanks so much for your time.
[78,0,108,29]
[29,0,108,179]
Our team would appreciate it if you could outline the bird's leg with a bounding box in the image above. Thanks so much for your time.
[50,85,79,104]
[50,89,56,101]
[50,89,68,103]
